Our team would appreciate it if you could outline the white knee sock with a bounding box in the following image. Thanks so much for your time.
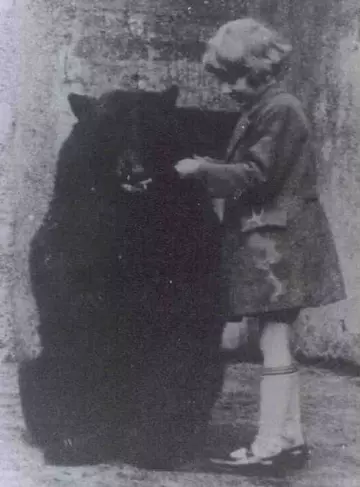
[229,320,304,459]
[282,369,304,447]
[254,364,297,454]
[254,321,297,454]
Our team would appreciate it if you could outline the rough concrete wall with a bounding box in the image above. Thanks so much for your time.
[246,1,360,364]
[12,1,71,358]
[0,0,17,362]
[11,0,360,363]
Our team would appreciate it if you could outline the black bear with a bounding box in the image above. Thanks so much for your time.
[19,86,226,468]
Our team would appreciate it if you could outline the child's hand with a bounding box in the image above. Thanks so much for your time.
[221,321,248,351]
[194,154,213,163]
[174,157,204,178]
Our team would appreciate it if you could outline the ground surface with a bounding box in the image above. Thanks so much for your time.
[0,361,359,487]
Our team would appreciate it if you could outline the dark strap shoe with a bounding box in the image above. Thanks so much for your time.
[208,443,310,476]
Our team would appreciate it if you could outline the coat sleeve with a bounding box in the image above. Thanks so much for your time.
[196,102,309,199]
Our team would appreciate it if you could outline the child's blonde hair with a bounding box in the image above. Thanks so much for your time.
[203,18,292,83]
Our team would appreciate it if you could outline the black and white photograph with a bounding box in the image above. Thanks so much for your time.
[0,1,359,486]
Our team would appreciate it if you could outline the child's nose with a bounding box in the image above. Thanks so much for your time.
[220,83,232,95]
[234,77,247,90]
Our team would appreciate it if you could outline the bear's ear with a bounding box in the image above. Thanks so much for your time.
[68,93,96,120]
[161,85,179,106]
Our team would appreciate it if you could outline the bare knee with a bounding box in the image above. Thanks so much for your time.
[260,321,292,368]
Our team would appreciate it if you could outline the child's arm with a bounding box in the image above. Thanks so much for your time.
[175,102,309,200]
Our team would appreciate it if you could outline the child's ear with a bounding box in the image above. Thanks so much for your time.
[68,93,96,120]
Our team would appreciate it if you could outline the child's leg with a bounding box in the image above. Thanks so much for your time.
[230,311,304,460]
[282,358,305,448]
[260,313,305,449]
[254,320,296,454]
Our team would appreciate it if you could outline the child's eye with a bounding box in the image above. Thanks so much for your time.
[207,66,228,82]
[211,65,249,85]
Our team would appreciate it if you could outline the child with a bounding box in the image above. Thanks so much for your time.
[175,18,345,470]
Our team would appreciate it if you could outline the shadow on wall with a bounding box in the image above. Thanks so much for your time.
[18,86,241,469]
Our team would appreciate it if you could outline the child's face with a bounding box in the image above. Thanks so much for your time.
[210,65,264,105]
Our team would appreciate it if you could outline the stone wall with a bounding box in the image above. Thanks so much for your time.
[0,0,17,362]
[9,0,360,363]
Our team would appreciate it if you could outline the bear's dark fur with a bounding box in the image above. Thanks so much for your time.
[19,86,237,468]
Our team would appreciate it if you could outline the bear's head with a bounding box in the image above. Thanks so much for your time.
[66,85,182,195]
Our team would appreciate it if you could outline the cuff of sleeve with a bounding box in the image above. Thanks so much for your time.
[197,161,244,199]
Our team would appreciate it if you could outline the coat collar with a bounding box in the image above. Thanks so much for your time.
[226,82,287,161]
[248,82,288,120]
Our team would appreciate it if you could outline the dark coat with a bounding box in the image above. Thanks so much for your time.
[197,84,346,317]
